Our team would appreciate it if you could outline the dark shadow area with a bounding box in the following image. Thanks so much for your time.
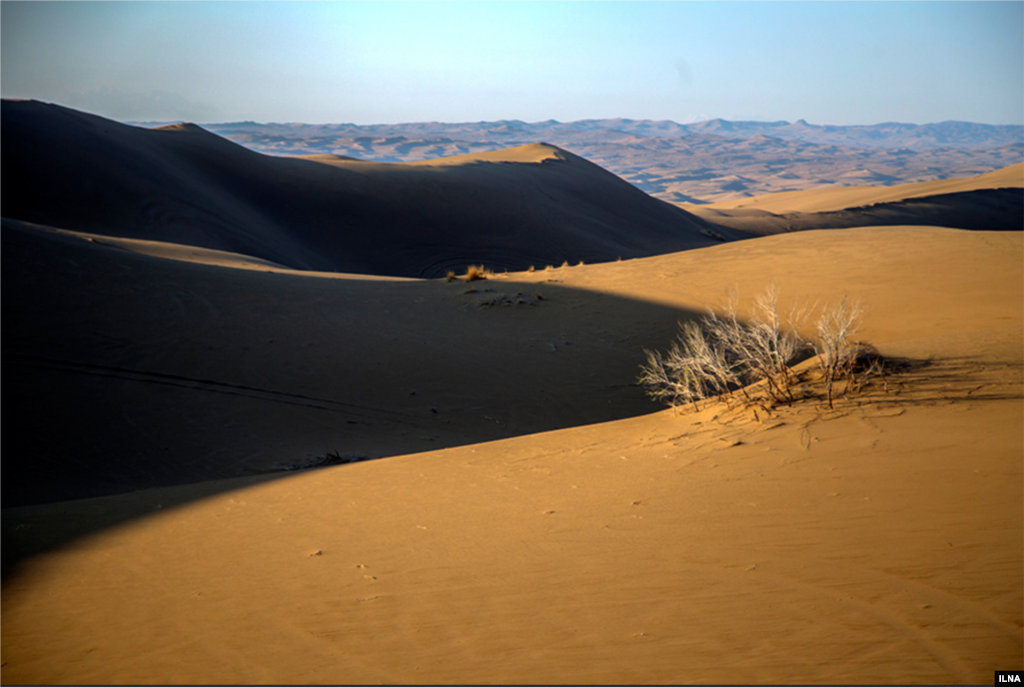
[2,217,720,577]
[856,355,1024,405]
[0,99,725,279]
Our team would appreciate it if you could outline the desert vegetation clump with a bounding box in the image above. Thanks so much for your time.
[639,286,887,412]
[464,265,491,282]
[813,295,873,409]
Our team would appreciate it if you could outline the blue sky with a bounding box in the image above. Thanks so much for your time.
[2,1,1022,125]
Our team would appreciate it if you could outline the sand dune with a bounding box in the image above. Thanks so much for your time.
[3,223,1021,683]
[695,162,1024,214]
[1,101,1021,684]
[1,100,723,278]
[2,215,708,507]
[683,164,1024,236]
[689,188,1023,237]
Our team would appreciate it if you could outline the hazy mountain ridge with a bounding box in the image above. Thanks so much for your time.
[194,117,1024,149]
[191,118,1023,203]
[677,118,1023,149]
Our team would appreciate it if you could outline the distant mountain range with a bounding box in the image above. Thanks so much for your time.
[180,118,1023,203]
[196,117,1023,150]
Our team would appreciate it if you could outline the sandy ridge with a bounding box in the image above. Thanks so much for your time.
[1,100,722,278]
[693,161,1024,214]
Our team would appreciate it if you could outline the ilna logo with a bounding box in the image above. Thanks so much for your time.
[996,671,1023,684]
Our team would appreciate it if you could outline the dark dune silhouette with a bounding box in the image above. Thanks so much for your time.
[1,100,725,278]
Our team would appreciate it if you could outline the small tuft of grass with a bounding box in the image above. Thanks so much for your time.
[464,265,490,282]
[445,270,456,282]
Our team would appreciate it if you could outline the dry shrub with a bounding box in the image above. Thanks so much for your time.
[640,286,883,411]
[640,286,808,409]
[812,295,861,409]
[464,265,490,282]
[638,320,742,408]
[702,285,809,405]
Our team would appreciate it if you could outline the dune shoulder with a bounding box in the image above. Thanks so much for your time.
[683,163,1024,237]
[687,161,1024,215]
[406,141,570,166]
[1,100,718,278]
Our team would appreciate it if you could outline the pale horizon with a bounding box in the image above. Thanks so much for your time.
[2,1,1022,127]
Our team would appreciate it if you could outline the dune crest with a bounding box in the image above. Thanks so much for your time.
[409,141,569,165]
[1,100,723,278]
[696,161,1024,215]
[681,163,1023,235]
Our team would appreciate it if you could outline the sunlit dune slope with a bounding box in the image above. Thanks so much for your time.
[2,226,1020,684]
[697,162,1024,214]
[0,100,722,277]
[682,162,1023,236]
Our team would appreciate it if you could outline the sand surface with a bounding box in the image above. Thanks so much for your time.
[681,164,1024,237]
[3,226,1021,684]
[1,102,1021,684]
[691,162,1024,215]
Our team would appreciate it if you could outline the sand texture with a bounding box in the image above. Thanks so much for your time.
[2,102,1022,684]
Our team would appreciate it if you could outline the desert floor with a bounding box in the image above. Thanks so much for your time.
[3,223,1022,684]
[2,103,1022,684]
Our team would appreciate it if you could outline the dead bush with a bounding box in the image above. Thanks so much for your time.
[640,287,885,412]
[464,265,490,282]
[812,295,861,409]
[640,286,808,408]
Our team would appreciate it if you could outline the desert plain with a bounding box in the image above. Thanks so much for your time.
[1,100,1022,684]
